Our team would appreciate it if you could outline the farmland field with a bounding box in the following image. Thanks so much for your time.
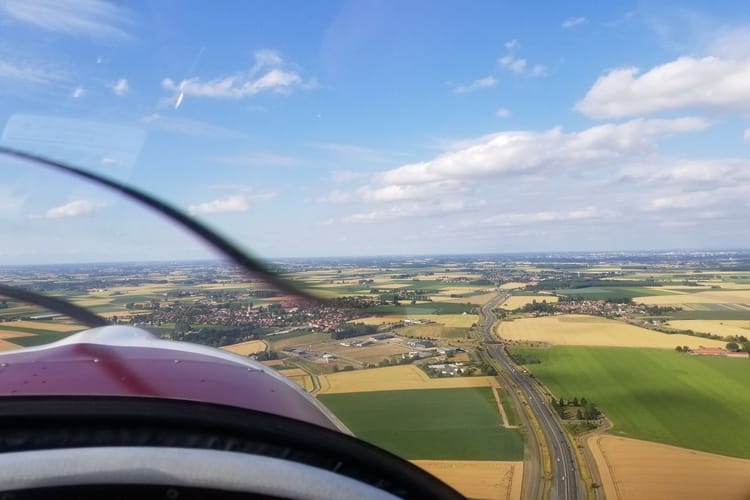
[500,295,558,310]
[220,339,266,355]
[496,315,726,349]
[514,346,750,458]
[316,364,497,394]
[588,435,750,500]
[352,313,477,328]
[412,460,523,500]
[636,289,750,305]
[665,320,750,338]
[556,286,676,300]
[318,388,524,460]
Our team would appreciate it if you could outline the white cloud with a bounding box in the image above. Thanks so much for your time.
[562,17,588,29]
[162,50,310,100]
[498,55,527,74]
[617,158,750,185]
[111,78,128,96]
[0,59,60,84]
[496,108,511,118]
[72,86,84,98]
[480,206,607,226]
[378,117,709,185]
[646,185,750,211]
[576,56,750,119]
[188,192,276,215]
[498,41,547,77]
[744,129,750,143]
[453,75,497,94]
[342,199,485,224]
[0,0,133,39]
[37,200,101,219]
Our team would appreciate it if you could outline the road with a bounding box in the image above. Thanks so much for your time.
[481,294,584,500]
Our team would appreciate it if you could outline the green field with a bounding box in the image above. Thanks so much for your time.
[10,331,76,347]
[669,310,750,320]
[555,286,677,300]
[513,346,750,458]
[318,387,524,460]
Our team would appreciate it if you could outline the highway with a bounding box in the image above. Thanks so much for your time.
[481,294,584,500]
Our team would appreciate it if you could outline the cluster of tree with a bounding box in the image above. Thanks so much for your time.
[552,396,600,420]
[509,352,541,365]
[674,345,691,352]
[726,341,750,352]
[253,350,278,361]
[478,362,497,376]
[330,323,378,340]
[174,326,258,347]
[643,305,681,315]
[377,356,415,367]
[519,300,556,313]
[532,278,661,291]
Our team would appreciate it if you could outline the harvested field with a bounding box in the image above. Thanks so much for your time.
[276,368,308,378]
[327,342,412,364]
[398,324,468,339]
[317,365,497,394]
[496,315,726,349]
[5,321,82,332]
[439,291,498,305]
[261,359,285,367]
[0,329,35,339]
[269,333,327,350]
[500,295,558,310]
[352,314,477,328]
[220,340,266,355]
[0,339,21,351]
[288,375,314,392]
[412,460,523,500]
[588,435,750,500]
[499,282,528,290]
[665,320,750,337]
[636,289,750,305]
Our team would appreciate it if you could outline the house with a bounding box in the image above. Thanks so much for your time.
[691,346,724,356]
[437,347,457,356]
[407,340,434,348]
[370,333,394,341]
[727,351,749,358]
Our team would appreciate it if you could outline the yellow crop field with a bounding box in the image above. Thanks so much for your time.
[501,295,559,310]
[499,282,528,290]
[588,435,750,500]
[412,460,523,500]
[496,315,726,349]
[288,375,314,392]
[316,364,497,394]
[277,368,308,378]
[7,321,82,332]
[0,339,21,351]
[0,330,34,339]
[636,290,750,305]
[352,314,477,328]
[220,340,266,355]
[439,291,499,305]
[666,320,750,338]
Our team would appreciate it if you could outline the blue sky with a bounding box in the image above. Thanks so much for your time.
[0,0,749,263]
